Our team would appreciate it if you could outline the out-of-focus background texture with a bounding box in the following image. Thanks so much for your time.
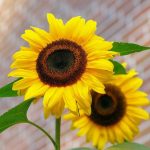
[0,0,150,150]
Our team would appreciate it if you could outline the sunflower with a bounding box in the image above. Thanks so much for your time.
[64,69,150,150]
[8,13,117,118]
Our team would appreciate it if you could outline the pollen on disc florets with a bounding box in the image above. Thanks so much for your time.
[90,84,126,126]
[36,39,87,87]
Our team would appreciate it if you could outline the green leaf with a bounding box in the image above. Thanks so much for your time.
[110,60,126,75]
[0,99,56,148]
[106,142,150,150]
[0,99,33,133]
[111,42,150,55]
[0,79,19,97]
[70,148,94,150]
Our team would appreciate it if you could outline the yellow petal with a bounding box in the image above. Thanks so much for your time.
[113,69,137,87]
[44,107,51,119]
[12,51,38,60]
[47,88,64,109]
[20,46,39,53]
[126,91,148,98]
[87,59,114,72]
[127,106,149,120]
[25,81,49,100]
[47,13,64,39]
[87,50,117,60]
[86,68,113,83]
[11,60,36,70]
[123,116,139,135]
[49,99,65,118]
[113,126,124,143]
[82,73,105,94]
[107,127,116,144]
[20,46,32,51]
[121,77,143,93]
[21,29,48,49]
[127,97,150,106]
[72,81,91,115]
[63,86,79,114]
[84,39,112,52]
[91,35,104,41]
[31,26,53,42]
[13,78,37,90]
[78,19,97,45]
[91,126,100,146]
[43,91,65,118]
[127,115,141,125]
[73,117,89,129]
[86,122,97,142]
[118,121,133,141]
[63,113,76,120]
[8,69,38,78]
[76,119,91,136]
[64,16,85,41]
[43,87,58,107]
[97,129,107,150]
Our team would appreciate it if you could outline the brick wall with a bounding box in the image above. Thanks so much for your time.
[0,0,150,149]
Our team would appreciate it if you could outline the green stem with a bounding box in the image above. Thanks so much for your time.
[28,121,56,148]
[55,118,61,150]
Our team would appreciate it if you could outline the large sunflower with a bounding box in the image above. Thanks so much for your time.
[8,13,117,118]
[64,69,150,150]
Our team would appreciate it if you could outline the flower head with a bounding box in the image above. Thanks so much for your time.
[8,13,116,118]
[64,69,150,149]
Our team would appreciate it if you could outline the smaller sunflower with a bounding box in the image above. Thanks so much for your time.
[64,69,150,150]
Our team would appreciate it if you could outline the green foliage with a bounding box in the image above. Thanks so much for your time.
[106,142,150,150]
[0,79,19,97]
[111,42,150,55]
[0,99,33,133]
[110,60,126,75]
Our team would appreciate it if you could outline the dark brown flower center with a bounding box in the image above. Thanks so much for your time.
[36,39,87,86]
[89,84,126,126]
[46,50,75,72]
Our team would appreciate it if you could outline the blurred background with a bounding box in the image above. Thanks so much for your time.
[0,0,150,149]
